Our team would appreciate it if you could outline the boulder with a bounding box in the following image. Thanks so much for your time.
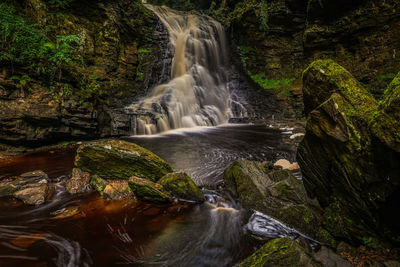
[223,159,322,239]
[88,175,133,200]
[75,140,174,182]
[239,238,323,267]
[66,168,91,194]
[102,180,133,200]
[297,60,400,246]
[0,170,50,205]
[158,172,204,202]
[13,183,48,205]
[129,176,172,203]
[90,175,108,194]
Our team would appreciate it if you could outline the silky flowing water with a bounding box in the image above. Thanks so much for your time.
[0,125,304,266]
[127,5,246,135]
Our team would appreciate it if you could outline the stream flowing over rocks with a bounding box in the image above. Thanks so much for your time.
[1,0,400,266]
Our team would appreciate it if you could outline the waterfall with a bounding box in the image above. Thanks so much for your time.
[126,5,246,135]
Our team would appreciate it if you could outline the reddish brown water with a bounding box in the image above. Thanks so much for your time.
[0,125,296,266]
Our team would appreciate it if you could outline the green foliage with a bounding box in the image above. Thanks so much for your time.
[0,3,81,84]
[259,0,269,30]
[250,73,294,90]
[138,48,151,53]
[0,3,49,70]
[10,74,31,87]
[237,45,252,66]
[47,0,72,9]
[80,75,101,101]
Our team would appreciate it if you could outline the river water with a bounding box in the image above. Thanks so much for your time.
[0,124,301,266]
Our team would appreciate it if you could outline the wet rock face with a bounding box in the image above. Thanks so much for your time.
[223,159,323,239]
[0,170,50,205]
[297,60,400,246]
[0,0,169,146]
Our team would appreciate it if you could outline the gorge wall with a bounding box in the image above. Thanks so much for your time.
[1,0,399,146]
[0,0,169,146]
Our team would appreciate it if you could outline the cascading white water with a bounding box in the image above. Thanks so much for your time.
[127,5,246,135]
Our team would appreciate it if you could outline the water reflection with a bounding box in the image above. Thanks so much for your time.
[0,124,298,266]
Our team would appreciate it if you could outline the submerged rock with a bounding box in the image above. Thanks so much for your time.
[66,168,91,194]
[158,172,204,202]
[128,176,172,203]
[240,238,323,267]
[297,60,400,246]
[223,159,322,239]
[75,140,174,182]
[13,183,48,206]
[0,170,50,205]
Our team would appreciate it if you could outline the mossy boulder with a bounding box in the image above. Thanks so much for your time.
[223,159,322,239]
[297,60,400,246]
[239,238,323,267]
[75,140,174,182]
[158,172,204,202]
[381,72,400,121]
[128,176,172,203]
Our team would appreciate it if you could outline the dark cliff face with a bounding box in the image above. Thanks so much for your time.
[297,60,400,247]
[0,0,169,146]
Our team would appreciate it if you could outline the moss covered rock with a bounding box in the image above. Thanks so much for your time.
[223,159,322,239]
[75,140,174,182]
[381,72,400,122]
[297,60,400,246]
[240,238,323,267]
[158,172,204,202]
[129,176,172,203]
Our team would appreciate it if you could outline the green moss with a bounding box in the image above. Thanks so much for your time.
[240,238,322,267]
[129,176,172,203]
[302,59,378,117]
[158,172,204,202]
[250,73,294,90]
[90,175,108,195]
[316,229,337,247]
[75,140,174,182]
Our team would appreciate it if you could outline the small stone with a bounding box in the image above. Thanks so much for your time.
[13,183,48,205]
[52,206,81,220]
[103,180,133,199]
[274,159,300,170]
[66,168,91,194]
[289,133,305,140]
